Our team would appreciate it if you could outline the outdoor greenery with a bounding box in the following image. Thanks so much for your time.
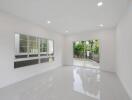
[73,40,99,62]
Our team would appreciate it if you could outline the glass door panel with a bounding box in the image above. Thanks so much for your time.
[73,40,100,69]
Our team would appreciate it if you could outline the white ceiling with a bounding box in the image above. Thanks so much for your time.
[0,0,129,34]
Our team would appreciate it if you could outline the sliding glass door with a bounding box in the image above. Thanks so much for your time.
[73,40,100,68]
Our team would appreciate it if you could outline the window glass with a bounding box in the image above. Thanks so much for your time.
[29,36,39,54]
[40,38,47,53]
[19,34,28,53]
[48,40,54,54]
[15,33,54,68]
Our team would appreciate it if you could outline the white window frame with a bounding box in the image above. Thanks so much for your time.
[14,33,54,63]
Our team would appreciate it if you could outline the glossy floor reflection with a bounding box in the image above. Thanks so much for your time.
[0,66,130,100]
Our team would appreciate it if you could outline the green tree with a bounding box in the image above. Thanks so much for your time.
[92,40,99,54]
[73,40,99,58]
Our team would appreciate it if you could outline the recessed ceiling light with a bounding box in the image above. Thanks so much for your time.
[99,24,104,27]
[47,20,51,24]
[65,30,69,33]
[97,1,103,7]
[97,24,104,28]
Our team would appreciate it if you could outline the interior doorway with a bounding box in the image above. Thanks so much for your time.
[73,40,100,69]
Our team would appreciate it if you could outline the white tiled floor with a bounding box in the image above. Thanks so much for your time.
[0,66,130,100]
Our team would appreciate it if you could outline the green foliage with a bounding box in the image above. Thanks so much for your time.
[91,40,99,54]
[73,40,99,57]
[73,41,84,57]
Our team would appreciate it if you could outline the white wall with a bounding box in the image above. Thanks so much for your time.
[63,29,116,72]
[0,11,64,88]
[116,1,132,99]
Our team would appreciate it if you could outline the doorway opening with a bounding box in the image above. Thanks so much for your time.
[73,40,100,69]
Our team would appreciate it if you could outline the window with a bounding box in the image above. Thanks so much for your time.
[29,36,39,54]
[40,38,47,53]
[15,33,28,54]
[48,40,54,55]
[48,40,54,62]
[14,33,54,68]
[20,34,28,53]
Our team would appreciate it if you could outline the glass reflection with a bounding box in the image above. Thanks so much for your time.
[73,67,100,100]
